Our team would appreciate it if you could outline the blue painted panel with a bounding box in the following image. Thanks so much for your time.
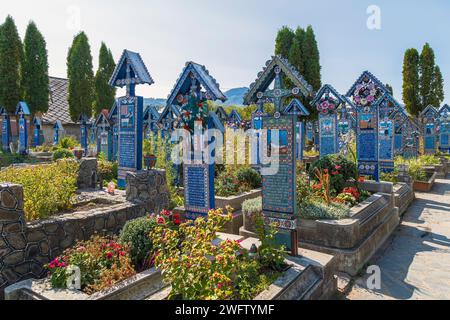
[2,117,11,153]
[378,120,393,161]
[80,125,88,154]
[319,114,337,157]
[18,117,28,154]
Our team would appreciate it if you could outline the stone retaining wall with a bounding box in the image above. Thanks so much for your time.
[0,170,170,298]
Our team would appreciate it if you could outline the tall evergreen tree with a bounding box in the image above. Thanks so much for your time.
[402,48,421,116]
[419,43,436,110]
[431,65,444,107]
[94,42,116,116]
[275,26,295,59]
[288,27,305,75]
[67,32,94,121]
[22,21,49,115]
[0,15,23,113]
[301,26,321,91]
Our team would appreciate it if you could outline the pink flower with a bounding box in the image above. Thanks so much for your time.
[217,283,222,289]
[157,217,166,225]
[161,210,171,217]
[106,252,113,259]
[335,165,342,170]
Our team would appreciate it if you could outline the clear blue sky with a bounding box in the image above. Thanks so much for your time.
[2,0,449,104]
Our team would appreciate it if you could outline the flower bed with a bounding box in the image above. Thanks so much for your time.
[0,159,79,221]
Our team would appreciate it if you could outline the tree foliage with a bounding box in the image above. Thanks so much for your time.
[0,15,23,113]
[67,32,94,121]
[275,26,295,59]
[431,65,444,106]
[94,42,116,116]
[402,48,421,116]
[419,43,436,109]
[22,21,49,114]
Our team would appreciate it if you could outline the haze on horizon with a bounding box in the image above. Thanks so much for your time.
[2,0,449,104]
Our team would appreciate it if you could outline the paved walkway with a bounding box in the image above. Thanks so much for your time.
[346,178,450,300]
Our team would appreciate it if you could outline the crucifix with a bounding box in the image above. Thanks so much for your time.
[256,66,301,116]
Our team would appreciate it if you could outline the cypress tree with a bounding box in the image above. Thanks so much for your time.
[402,48,421,116]
[94,42,116,116]
[275,26,295,59]
[0,15,23,113]
[288,27,305,75]
[67,32,94,121]
[419,43,436,110]
[431,65,444,107]
[22,21,49,114]
[301,26,321,91]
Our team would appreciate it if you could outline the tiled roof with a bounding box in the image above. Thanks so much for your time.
[42,77,74,125]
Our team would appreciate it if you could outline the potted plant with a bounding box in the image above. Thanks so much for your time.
[143,139,157,170]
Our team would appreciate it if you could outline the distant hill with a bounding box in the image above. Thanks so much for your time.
[143,87,249,110]
[220,87,248,106]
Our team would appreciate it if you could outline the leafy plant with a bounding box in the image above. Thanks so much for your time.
[300,201,351,220]
[119,210,181,271]
[97,160,118,183]
[309,155,358,195]
[0,160,79,221]
[58,136,80,150]
[216,165,262,197]
[53,148,75,161]
[151,208,284,300]
[46,236,135,295]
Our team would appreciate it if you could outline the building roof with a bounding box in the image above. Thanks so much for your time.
[42,77,74,125]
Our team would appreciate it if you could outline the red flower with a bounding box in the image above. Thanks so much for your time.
[161,209,171,217]
[106,252,113,260]
[157,217,166,225]
[332,171,339,176]
[335,165,342,170]
[172,214,181,225]
[217,283,223,289]
[358,176,365,182]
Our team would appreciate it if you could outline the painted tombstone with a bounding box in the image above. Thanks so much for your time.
[284,98,310,160]
[337,96,357,153]
[393,111,404,156]
[143,105,160,139]
[420,105,439,154]
[158,104,181,138]
[95,112,113,160]
[109,101,119,161]
[439,104,450,153]
[32,116,44,147]
[374,94,400,173]
[311,85,347,158]
[53,121,64,145]
[78,114,89,156]
[109,50,154,188]
[0,107,11,153]
[403,117,420,158]
[15,102,31,155]
[243,55,313,254]
[251,103,267,166]
[168,61,227,219]
[346,71,388,181]
[215,106,228,125]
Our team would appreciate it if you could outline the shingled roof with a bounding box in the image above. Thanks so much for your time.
[42,77,74,125]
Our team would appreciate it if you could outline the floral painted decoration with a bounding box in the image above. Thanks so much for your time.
[316,96,338,115]
[179,92,209,133]
[353,77,381,107]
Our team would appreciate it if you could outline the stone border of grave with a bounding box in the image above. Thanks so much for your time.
[0,170,170,299]
[422,164,446,179]
[393,182,415,217]
[413,171,438,192]
[215,189,262,212]
[297,181,400,276]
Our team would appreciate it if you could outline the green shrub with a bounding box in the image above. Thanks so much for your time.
[97,160,118,182]
[309,155,357,195]
[216,166,262,197]
[53,148,75,161]
[120,217,158,270]
[0,160,79,221]
[242,197,262,217]
[418,155,441,166]
[300,201,351,220]
[236,166,262,190]
[58,136,80,150]
[0,151,35,168]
